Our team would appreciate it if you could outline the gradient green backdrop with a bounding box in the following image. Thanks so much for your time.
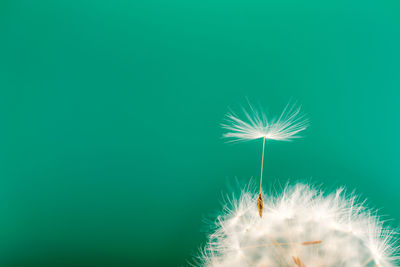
[1,0,400,266]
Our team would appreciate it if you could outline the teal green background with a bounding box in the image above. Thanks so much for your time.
[1,0,400,266]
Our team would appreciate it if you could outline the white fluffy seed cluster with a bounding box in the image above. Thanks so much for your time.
[199,184,399,267]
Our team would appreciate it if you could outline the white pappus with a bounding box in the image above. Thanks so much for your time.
[221,102,309,142]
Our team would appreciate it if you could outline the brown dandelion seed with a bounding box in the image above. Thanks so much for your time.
[302,240,322,246]
[292,256,307,267]
[257,193,263,217]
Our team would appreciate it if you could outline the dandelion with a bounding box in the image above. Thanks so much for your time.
[222,102,309,217]
[193,102,399,266]
[197,183,399,266]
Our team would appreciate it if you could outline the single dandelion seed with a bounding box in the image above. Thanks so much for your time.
[222,102,309,217]
[302,240,322,246]
[257,192,263,218]
[257,136,266,217]
[292,256,307,267]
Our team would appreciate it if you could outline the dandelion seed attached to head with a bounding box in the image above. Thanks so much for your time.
[222,102,309,217]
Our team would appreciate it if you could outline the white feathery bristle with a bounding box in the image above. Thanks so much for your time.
[221,102,309,142]
[198,183,399,266]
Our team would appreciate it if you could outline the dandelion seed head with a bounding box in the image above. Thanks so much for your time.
[197,183,399,267]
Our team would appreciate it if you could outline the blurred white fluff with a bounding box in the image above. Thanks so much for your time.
[198,183,399,267]
[222,102,309,142]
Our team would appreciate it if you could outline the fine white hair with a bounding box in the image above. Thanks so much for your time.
[197,183,399,267]
[221,102,309,142]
